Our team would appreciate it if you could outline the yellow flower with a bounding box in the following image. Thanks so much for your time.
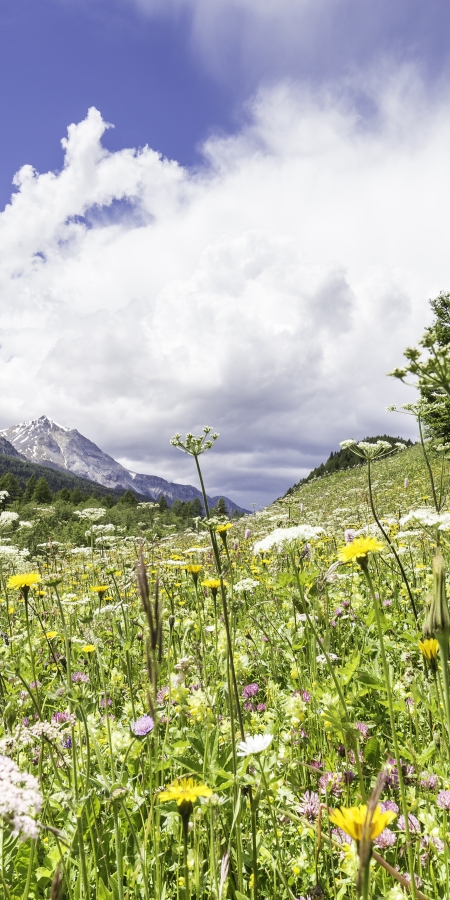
[159,777,212,807]
[184,565,203,574]
[7,572,41,590]
[418,638,439,662]
[329,804,396,842]
[45,631,58,639]
[91,585,108,593]
[338,537,384,563]
[216,523,232,533]
[81,644,96,653]
[201,578,221,590]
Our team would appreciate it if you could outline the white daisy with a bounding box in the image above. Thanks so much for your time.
[237,734,273,757]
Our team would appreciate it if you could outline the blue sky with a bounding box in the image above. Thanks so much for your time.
[0,0,450,506]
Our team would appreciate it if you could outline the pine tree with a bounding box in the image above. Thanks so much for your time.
[32,477,52,504]
[0,473,22,501]
[24,474,37,501]
[420,291,450,440]
[118,489,137,506]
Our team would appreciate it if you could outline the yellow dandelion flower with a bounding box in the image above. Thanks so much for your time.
[45,631,58,639]
[201,578,221,590]
[81,644,96,653]
[159,777,212,807]
[216,523,232,534]
[7,572,42,590]
[91,585,108,593]
[418,638,439,661]
[184,565,203,574]
[338,537,384,564]
[329,804,396,842]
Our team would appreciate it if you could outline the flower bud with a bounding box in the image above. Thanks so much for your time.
[424,550,450,640]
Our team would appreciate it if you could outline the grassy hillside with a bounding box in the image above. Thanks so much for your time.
[1,436,449,900]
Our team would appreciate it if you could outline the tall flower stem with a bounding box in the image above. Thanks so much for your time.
[367,459,418,622]
[362,563,418,900]
[436,635,450,753]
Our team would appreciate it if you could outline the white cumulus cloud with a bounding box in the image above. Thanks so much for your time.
[0,74,447,506]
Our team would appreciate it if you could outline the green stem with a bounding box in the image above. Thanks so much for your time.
[363,564,418,900]
[367,459,418,622]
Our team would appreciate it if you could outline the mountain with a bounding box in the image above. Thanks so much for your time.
[0,417,246,514]
[0,436,25,459]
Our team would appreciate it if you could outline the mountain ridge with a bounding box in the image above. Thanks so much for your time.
[0,416,246,514]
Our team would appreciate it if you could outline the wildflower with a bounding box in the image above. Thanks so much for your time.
[159,777,212,820]
[216,523,232,534]
[355,722,369,740]
[184,564,203,584]
[420,772,438,790]
[437,790,450,810]
[253,525,324,555]
[301,690,311,702]
[81,644,96,653]
[91,585,108,598]
[201,578,221,595]
[242,683,259,699]
[329,804,397,842]
[71,672,89,683]
[132,715,155,737]
[157,686,169,703]
[338,537,383,565]
[7,572,41,601]
[380,800,399,813]
[52,711,75,725]
[397,813,420,833]
[237,734,273,757]
[0,754,43,840]
[344,529,356,543]
[257,703,266,712]
[298,790,320,821]
[319,772,343,797]
[244,528,251,539]
[234,578,260,594]
[45,631,58,639]
[374,828,397,849]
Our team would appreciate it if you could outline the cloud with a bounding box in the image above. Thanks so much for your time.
[124,0,450,91]
[0,75,447,506]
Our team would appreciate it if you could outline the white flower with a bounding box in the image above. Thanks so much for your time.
[0,511,19,528]
[19,521,33,528]
[400,507,450,529]
[339,440,356,449]
[253,525,324,555]
[234,578,260,593]
[237,734,273,757]
[0,755,43,840]
[74,508,106,521]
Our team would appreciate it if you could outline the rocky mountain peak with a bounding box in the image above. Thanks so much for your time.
[0,416,246,513]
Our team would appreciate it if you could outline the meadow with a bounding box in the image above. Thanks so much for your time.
[1,429,450,900]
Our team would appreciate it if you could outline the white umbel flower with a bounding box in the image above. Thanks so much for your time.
[253,525,324,555]
[237,734,273,757]
[0,755,43,840]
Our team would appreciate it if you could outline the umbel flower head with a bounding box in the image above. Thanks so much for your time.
[329,804,397,843]
[338,537,383,567]
[159,777,212,821]
[339,439,406,461]
[170,427,219,457]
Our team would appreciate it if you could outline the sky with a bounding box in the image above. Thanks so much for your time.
[0,0,450,508]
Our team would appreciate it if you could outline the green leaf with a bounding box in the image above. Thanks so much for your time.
[337,652,360,686]
[364,737,380,768]
[173,755,204,776]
